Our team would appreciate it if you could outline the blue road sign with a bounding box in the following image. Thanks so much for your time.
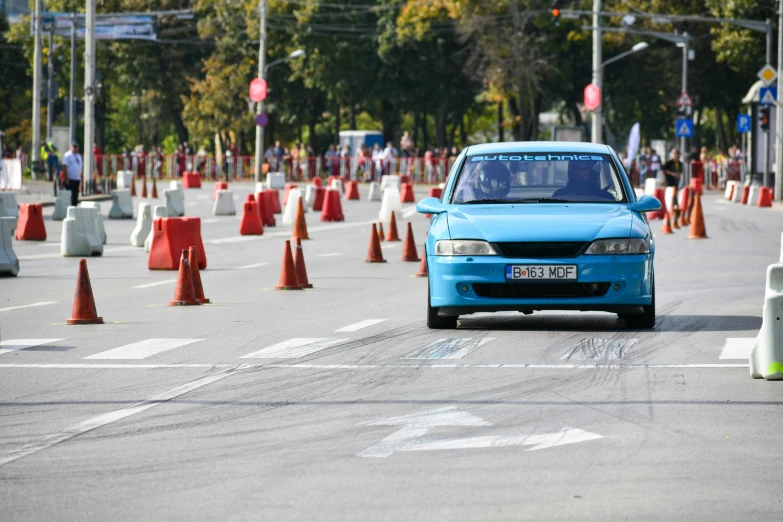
[675,118,693,138]
[255,113,269,127]
[759,86,777,106]
[736,114,751,134]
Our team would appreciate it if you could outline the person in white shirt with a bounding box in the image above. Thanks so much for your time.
[61,141,83,207]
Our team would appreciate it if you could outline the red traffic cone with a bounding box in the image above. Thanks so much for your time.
[141,177,148,198]
[292,197,310,240]
[377,222,385,242]
[345,180,360,200]
[151,176,158,198]
[293,238,313,289]
[687,193,709,239]
[415,246,428,277]
[386,211,401,241]
[671,209,681,230]
[400,222,420,262]
[169,250,201,306]
[66,259,104,325]
[188,247,210,304]
[365,224,386,263]
[275,240,303,290]
[660,212,674,235]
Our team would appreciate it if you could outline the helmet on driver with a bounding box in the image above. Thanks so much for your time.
[476,161,511,197]
[567,160,601,190]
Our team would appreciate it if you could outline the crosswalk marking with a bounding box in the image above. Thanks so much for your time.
[0,339,64,356]
[404,338,494,360]
[0,301,58,313]
[132,279,177,289]
[560,338,638,360]
[335,319,387,332]
[720,338,755,360]
[84,338,203,360]
[240,338,347,359]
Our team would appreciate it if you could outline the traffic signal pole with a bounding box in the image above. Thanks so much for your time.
[253,0,267,184]
[591,0,602,144]
[775,0,783,201]
[31,0,42,180]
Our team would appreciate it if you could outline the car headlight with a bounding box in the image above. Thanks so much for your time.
[435,240,497,256]
[585,238,650,255]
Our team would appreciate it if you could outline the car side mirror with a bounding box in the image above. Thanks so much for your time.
[628,195,662,213]
[416,197,446,215]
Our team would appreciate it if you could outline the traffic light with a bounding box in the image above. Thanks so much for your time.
[760,106,770,132]
[551,1,560,26]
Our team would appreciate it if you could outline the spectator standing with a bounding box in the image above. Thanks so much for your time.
[176,144,186,177]
[290,143,300,180]
[41,139,59,182]
[648,148,662,185]
[122,146,131,171]
[400,131,414,158]
[382,142,395,176]
[93,143,103,177]
[196,145,208,174]
[272,141,284,171]
[663,148,682,212]
[371,143,383,178]
[61,141,83,207]
[324,144,337,175]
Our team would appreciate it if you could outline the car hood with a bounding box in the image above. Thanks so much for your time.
[446,204,635,242]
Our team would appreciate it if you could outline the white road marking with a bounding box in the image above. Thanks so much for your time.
[0,301,58,313]
[197,195,210,200]
[402,207,417,218]
[240,338,347,359]
[84,339,203,360]
[132,279,177,289]
[0,339,64,356]
[0,363,239,369]
[405,338,494,360]
[720,338,756,360]
[18,245,139,261]
[383,243,400,249]
[318,253,343,257]
[204,219,377,246]
[202,218,220,224]
[405,427,604,453]
[0,363,750,370]
[35,243,61,248]
[335,319,387,332]
[561,338,638,360]
[236,262,269,270]
[0,365,246,467]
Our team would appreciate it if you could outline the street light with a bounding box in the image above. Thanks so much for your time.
[601,41,649,67]
[263,49,306,75]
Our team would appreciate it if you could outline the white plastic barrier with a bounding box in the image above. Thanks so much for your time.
[79,202,107,245]
[304,185,316,208]
[748,185,759,207]
[282,188,303,225]
[0,159,23,190]
[145,205,168,252]
[644,178,658,196]
[116,170,133,189]
[750,263,783,380]
[164,189,185,217]
[169,180,186,202]
[731,182,744,203]
[61,207,103,257]
[368,182,382,201]
[130,202,152,247]
[108,189,134,219]
[0,192,19,218]
[213,190,236,216]
[0,216,19,276]
[266,173,286,190]
[52,190,71,221]
[725,181,737,200]
[664,187,677,214]
[379,187,403,221]
[329,179,344,192]
[780,232,783,263]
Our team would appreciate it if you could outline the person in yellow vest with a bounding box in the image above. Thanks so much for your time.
[40,140,59,182]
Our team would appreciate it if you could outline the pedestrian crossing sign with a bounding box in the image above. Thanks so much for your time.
[675,118,693,138]
[759,86,777,106]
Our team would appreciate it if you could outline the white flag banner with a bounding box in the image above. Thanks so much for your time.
[626,122,640,169]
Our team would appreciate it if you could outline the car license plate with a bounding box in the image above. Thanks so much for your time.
[505,265,578,280]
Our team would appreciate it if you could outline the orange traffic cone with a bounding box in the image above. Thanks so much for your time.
[660,212,674,235]
[130,176,137,197]
[169,250,201,306]
[293,238,313,289]
[415,245,428,277]
[386,211,401,241]
[292,197,310,240]
[400,222,420,262]
[151,176,158,198]
[687,193,708,239]
[366,224,386,263]
[141,177,148,198]
[188,247,210,304]
[275,240,303,290]
[671,209,680,230]
[66,259,104,325]
[377,222,385,242]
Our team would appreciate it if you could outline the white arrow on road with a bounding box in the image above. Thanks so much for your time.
[357,406,603,458]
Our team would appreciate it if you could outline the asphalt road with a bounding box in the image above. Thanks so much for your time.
[1,183,782,521]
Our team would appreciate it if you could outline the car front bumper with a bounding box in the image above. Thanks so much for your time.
[429,254,653,316]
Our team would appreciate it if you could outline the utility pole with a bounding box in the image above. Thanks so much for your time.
[254,0,267,184]
[46,24,55,141]
[680,33,689,173]
[69,13,77,144]
[31,0,42,180]
[83,0,96,188]
[591,0,602,144]
[776,3,783,199]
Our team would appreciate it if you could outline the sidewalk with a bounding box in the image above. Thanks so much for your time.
[11,180,112,207]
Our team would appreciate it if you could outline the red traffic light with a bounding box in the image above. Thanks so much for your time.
[552,8,560,17]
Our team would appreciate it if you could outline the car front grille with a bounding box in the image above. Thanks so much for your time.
[472,283,610,299]
[492,242,588,258]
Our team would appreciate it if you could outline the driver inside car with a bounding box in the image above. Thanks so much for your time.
[456,161,512,202]
[552,160,614,200]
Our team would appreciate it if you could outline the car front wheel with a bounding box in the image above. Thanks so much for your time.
[620,281,655,329]
[427,281,457,329]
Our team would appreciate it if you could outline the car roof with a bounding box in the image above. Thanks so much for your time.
[465,141,613,155]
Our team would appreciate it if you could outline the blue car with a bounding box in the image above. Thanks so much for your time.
[416,142,662,330]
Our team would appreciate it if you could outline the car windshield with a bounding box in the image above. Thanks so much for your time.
[451,152,628,204]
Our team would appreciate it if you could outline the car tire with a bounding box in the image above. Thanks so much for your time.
[427,281,457,329]
[621,281,655,329]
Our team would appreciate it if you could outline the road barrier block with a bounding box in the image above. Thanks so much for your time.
[304,185,316,208]
[148,217,206,270]
[213,181,228,201]
[256,191,276,227]
[145,205,168,253]
[0,192,19,218]
[731,183,744,203]
[381,175,401,193]
[750,263,783,380]
[644,178,657,195]
[282,188,303,225]
[758,187,774,207]
[379,187,403,221]
[283,183,298,205]
[724,181,736,200]
[266,173,286,190]
[61,207,103,257]
[400,182,415,203]
[329,178,344,193]
[15,204,46,241]
[79,202,107,245]
[320,188,344,222]
[647,188,666,220]
[108,189,134,219]
[312,187,326,211]
[130,202,152,247]
[368,182,382,201]
[269,189,282,214]
[213,190,236,216]
[0,216,19,276]
[116,171,133,189]
[345,181,360,200]
[428,187,443,199]
[689,177,703,196]
[664,186,677,215]
[182,171,201,189]
[52,190,71,221]
[164,188,185,217]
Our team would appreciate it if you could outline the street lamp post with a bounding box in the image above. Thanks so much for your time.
[601,41,649,67]
[591,0,603,144]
